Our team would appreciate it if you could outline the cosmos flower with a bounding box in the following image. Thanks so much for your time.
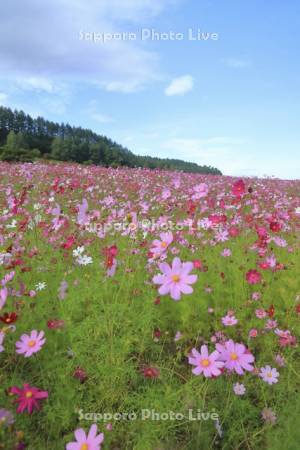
[222,314,238,326]
[259,366,279,385]
[66,424,104,450]
[35,282,47,291]
[150,231,173,256]
[261,407,277,424]
[233,383,246,396]
[141,366,160,379]
[152,257,197,301]
[188,345,224,378]
[0,408,14,426]
[0,287,8,310]
[246,270,262,285]
[255,309,267,319]
[216,339,255,375]
[0,312,18,324]
[231,179,246,197]
[77,255,93,265]
[0,331,5,352]
[10,384,48,414]
[249,328,258,338]
[16,330,46,357]
[221,248,231,257]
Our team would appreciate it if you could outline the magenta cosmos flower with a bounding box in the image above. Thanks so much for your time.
[246,269,262,285]
[16,330,46,357]
[216,339,255,375]
[66,424,104,450]
[152,257,197,301]
[10,384,48,414]
[188,345,224,378]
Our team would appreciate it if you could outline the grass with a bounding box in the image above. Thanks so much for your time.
[0,162,300,449]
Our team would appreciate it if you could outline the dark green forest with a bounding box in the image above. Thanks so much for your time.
[0,106,222,174]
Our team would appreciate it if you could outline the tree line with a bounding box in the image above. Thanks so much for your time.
[0,106,222,174]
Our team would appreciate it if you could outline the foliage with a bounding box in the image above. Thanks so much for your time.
[0,107,222,174]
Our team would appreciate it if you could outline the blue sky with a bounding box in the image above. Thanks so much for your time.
[0,0,299,178]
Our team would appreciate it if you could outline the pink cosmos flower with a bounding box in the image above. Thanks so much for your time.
[16,330,46,357]
[221,248,231,257]
[10,384,48,414]
[265,319,277,330]
[233,383,246,396]
[259,366,279,385]
[188,345,224,378]
[246,269,262,285]
[1,271,15,286]
[0,287,8,310]
[66,424,104,450]
[255,309,267,319]
[222,314,238,326]
[249,328,258,338]
[192,183,209,199]
[152,257,197,301]
[274,354,285,367]
[216,339,255,375]
[150,232,173,256]
[0,331,5,352]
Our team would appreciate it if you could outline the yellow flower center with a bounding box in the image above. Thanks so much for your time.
[201,359,210,367]
[28,340,36,347]
[161,241,168,248]
[80,444,89,450]
[25,391,33,398]
[230,352,238,360]
[171,274,180,282]
[267,372,273,378]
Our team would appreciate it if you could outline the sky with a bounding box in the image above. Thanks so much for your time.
[0,0,299,179]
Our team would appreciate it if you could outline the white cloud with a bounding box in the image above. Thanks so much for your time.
[0,92,8,105]
[16,77,55,93]
[223,58,252,68]
[0,0,175,94]
[91,113,114,124]
[161,137,251,175]
[165,75,194,96]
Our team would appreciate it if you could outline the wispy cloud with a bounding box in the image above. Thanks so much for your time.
[0,92,8,105]
[0,0,174,95]
[91,113,114,124]
[165,75,194,96]
[222,58,252,69]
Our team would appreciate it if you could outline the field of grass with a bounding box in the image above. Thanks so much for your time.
[0,162,300,450]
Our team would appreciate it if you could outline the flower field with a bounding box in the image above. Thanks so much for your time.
[0,162,300,450]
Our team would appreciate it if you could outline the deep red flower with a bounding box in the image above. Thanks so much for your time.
[73,367,88,383]
[267,305,275,318]
[270,221,282,232]
[0,312,18,324]
[47,319,65,329]
[141,366,160,379]
[61,235,76,249]
[153,329,161,339]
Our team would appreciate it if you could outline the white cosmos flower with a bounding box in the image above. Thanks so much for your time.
[35,282,47,291]
[72,246,85,258]
[77,255,93,266]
